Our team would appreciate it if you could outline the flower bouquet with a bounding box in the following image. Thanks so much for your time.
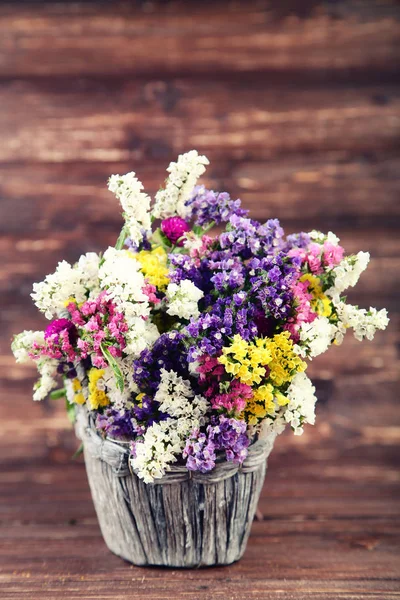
[12,151,389,567]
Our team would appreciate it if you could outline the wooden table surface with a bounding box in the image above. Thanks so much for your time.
[0,2,399,598]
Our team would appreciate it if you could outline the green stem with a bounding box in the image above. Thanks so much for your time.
[50,388,66,400]
[115,226,128,250]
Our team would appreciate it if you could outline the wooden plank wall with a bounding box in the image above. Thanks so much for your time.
[0,2,399,599]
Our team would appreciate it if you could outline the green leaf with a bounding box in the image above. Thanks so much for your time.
[192,225,204,236]
[72,443,84,460]
[100,343,124,392]
[50,388,66,400]
[151,228,172,250]
[115,225,128,250]
[65,397,76,425]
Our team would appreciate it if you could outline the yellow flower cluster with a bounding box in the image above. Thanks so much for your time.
[135,246,169,290]
[300,273,332,318]
[88,368,110,410]
[70,378,86,405]
[264,331,306,386]
[218,335,272,386]
[219,332,307,425]
[245,383,275,425]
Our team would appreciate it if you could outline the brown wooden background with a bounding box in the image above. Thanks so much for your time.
[0,2,399,599]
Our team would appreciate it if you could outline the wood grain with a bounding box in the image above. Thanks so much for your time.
[0,1,399,598]
[0,2,398,79]
[0,80,399,162]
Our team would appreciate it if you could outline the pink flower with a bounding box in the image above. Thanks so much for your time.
[323,241,344,268]
[285,278,317,341]
[108,346,122,358]
[85,316,100,332]
[288,247,307,263]
[142,282,160,304]
[306,243,323,274]
[189,235,214,260]
[161,216,190,246]
[92,355,107,369]
[211,381,253,415]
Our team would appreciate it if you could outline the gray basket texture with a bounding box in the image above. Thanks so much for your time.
[75,407,276,567]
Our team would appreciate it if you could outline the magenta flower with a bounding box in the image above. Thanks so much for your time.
[161,216,190,246]
[45,318,77,344]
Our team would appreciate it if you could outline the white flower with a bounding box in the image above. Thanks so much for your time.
[130,370,208,482]
[99,248,149,319]
[108,172,152,246]
[76,253,101,293]
[124,316,160,356]
[326,251,370,303]
[284,372,317,435]
[182,232,204,254]
[100,361,133,409]
[336,302,389,342]
[12,330,45,363]
[99,248,159,357]
[308,230,325,242]
[152,150,209,219]
[294,316,337,358]
[31,253,100,319]
[166,279,204,320]
[99,248,147,306]
[308,230,340,246]
[154,369,208,422]
[326,231,340,245]
[33,358,59,401]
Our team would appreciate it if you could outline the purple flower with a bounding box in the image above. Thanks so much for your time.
[132,332,190,392]
[187,186,248,228]
[44,318,77,344]
[161,216,190,246]
[96,407,139,440]
[283,232,311,252]
[183,416,250,473]
[133,394,169,427]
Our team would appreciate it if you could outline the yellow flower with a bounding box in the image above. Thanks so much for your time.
[300,273,323,298]
[70,378,86,405]
[218,335,271,386]
[275,391,289,406]
[88,368,110,410]
[300,273,332,317]
[135,246,169,290]
[136,392,145,406]
[264,331,306,386]
[226,335,249,361]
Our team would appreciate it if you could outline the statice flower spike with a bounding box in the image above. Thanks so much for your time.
[152,150,209,220]
[108,171,152,247]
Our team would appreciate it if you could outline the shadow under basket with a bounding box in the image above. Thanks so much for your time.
[75,407,276,568]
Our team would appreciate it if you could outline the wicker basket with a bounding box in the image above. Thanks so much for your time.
[75,407,276,568]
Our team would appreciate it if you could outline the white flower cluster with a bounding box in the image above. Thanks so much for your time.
[152,150,209,220]
[335,302,389,343]
[309,230,340,245]
[108,172,152,246]
[32,253,100,319]
[261,373,317,437]
[33,358,59,401]
[294,316,337,359]
[166,279,204,321]
[100,358,139,409]
[99,247,159,355]
[326,251,370,303]
[12,330,45,363]
[283,372,317,435]
[12,331,61,401]
[130,370,208,483]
